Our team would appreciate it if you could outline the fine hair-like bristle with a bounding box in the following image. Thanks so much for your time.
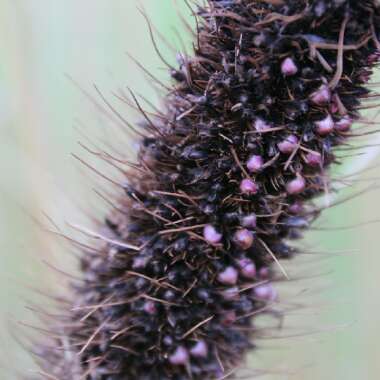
[32,1,380,379]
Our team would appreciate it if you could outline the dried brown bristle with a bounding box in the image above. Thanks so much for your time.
[31,1,380,379]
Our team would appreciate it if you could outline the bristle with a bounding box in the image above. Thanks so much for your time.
[33,1,380,379]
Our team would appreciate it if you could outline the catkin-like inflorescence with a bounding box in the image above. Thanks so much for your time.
[35,1,380,379]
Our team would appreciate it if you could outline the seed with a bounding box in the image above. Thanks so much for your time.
[203,225,222,245]
[289,201,304,214]
[310,84,331,105]
[281,57,298,76]
[254,118,271,132]
[241,213,257,229]
[143,301,156,315]
[218,266,239,285]
[237,258,256,279]
[277,135,298,154]
[234,229,254,250]
[315,114,334,135]
[335,116,353,132]
[190,340,208,358]
[254,283,277,301]
[240,178,258,195]
[169,346,189,365]
[246,155,264,173]
[305,151,322,166]
[221,286,240,300]
[286,175,306,195]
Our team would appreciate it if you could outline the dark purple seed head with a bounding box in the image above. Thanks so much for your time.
[169,346,189,366]
[234,228,254,250]
[286,175,306,195]
[315,114,334,136]
[241,213,257,229]
[305,151,322,167]
[246,155,264,173]
[240,178,258,195]
[190,340,208,358]
[281,57,298,76]
[203,224,222,245]
[218,266,239,285]
[277,135,299,154]
[310,84,331,105]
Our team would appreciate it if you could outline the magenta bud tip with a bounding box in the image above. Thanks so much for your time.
[240,178,258,195]
[203,224,222,245]
[277,135,299,154]
[241,213,257,229]
[234,228,254,250]
[143,301,156,315]
[169,346,189,365]
[221,286,240,300]
[190,340,208,358]
[237,258,256,279]
[281,57,298,76]
[246,155,264,173]
[335,116,353,132]
[218,266,239,285]
[305,151,322,166]
[286,175,306,195]
[254,118,271,132]
[315,114,334,135]
[310,84,331,105]
[254,283,277,301]
[289,201,304,214]
[222,310,237,326]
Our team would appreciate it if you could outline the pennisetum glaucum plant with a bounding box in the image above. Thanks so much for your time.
[28,1,380,379]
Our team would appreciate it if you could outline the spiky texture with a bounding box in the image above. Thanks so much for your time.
[34,1,380,379]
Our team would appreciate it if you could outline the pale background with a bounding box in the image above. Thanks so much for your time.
[0,1,379,379]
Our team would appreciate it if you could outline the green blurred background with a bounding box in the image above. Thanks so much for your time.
[0,1,379,379]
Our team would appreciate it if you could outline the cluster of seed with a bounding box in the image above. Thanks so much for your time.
[34,1,380,379]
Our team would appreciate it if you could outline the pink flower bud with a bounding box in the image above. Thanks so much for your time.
[221,310,237,326]
[254,118,271,132]
[254,283,277,301]
[335,116,353,132]
[221,286,240,300]
[305,151,322,167]
[310,84,331,105]
[241,213,257,229]
[259,267,270,279]
[169,346,189,365]
[234,229,254,250]
[218,266,238,285]
[277,135,299,154]
[143,301,157,315]
[246,155,264,173]
[286,175,306,195]
[203,225,222,245]
[289,201,304,214]
[240,178,258,195]
[237,258,256,279]
[315,114,334,135]
[190,340,208,358]
[281,57,298,76]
